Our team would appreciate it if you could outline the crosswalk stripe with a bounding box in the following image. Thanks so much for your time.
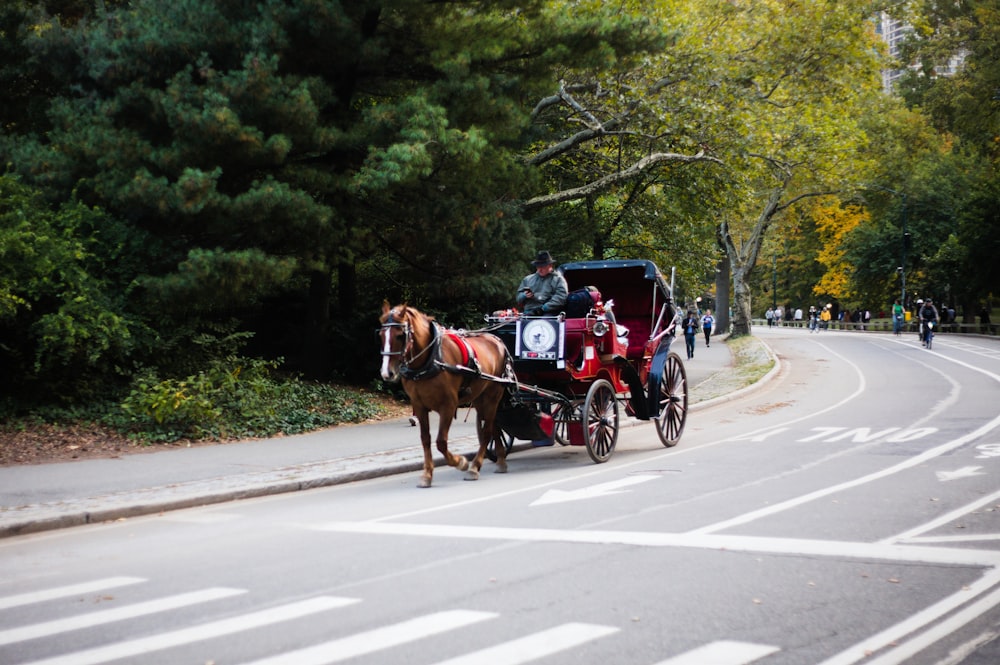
[0,587,245,646]
[19,595,359,665]
[0,577,145,611]
[652,640,780,665]
[430,622,620,665]
[237,609,497,665]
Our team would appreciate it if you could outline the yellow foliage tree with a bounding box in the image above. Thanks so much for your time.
[811,197,869,303]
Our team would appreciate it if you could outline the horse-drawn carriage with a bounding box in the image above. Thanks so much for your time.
[489,259,688,463]
[379,259,688,487]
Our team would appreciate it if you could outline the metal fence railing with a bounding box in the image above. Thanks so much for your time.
[751,319,998,336]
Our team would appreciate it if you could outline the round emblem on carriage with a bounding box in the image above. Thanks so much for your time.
[522,319,557,353]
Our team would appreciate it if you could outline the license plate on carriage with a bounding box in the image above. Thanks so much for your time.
[515,318,565,362]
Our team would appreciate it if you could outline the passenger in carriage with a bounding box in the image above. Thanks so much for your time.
[516,250,568,315]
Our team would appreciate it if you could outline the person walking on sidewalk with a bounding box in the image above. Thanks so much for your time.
[682,310,698,359]
[701,309,715,347]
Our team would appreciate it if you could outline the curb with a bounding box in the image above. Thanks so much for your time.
[690,335,780,411]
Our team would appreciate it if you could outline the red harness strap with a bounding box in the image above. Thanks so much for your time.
[445,332,475,367]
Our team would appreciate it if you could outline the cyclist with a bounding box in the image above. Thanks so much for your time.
[919,298,939,347]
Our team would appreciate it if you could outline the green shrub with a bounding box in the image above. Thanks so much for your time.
[118,356,383,442]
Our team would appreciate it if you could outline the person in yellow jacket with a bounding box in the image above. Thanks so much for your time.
[819,304,832,330]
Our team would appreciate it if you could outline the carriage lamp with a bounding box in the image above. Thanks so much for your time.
[592,320,610,337]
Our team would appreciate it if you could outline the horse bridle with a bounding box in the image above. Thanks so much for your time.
[380,309,434,370]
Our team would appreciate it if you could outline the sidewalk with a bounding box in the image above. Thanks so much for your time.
[0,334,775,538]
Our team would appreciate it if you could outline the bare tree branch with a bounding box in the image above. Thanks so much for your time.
[522,150,722,211]
[526,82,639,166]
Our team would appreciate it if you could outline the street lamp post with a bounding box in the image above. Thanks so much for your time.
[899,193,908,308]
[772,253,777,312]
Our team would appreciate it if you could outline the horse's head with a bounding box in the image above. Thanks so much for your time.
[380,301,438,382]
[379,301,409,382]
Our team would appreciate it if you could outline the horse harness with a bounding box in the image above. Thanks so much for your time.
[382,313,496,385]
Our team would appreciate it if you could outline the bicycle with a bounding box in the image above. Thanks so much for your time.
[925,321,934,350]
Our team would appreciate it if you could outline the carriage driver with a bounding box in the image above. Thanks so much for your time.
[516,250,568,316]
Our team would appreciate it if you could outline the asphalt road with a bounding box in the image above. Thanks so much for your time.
[1,328,999,665]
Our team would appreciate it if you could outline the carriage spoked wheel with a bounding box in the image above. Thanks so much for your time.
[483,422,514,463]
[551,400,581,446]
[655,352,688,447]
[583,379,619,463]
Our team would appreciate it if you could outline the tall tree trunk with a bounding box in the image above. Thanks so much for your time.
[731,262,754,336]
[719,185,794,337]
[715,255,731,335]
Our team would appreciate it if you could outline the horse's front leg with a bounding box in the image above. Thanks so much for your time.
[414,406,435,488]
[468,392,504,480]
[435,405,470,475]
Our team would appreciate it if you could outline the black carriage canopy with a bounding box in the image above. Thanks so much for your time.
[559,260,674,347]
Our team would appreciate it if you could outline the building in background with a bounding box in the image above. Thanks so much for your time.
[876,11,966,93]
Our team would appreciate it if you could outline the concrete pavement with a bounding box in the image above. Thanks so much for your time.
[0,334,776,538]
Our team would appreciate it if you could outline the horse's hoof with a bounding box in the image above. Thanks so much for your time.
[457,457,470,472]
[418,477,432,488]
[494,462,508,474]
[464,470,480,481]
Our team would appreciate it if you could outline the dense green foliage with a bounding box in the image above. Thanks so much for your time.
[117,357,383,442]
[0,174,138,403]
[0,0,996,442]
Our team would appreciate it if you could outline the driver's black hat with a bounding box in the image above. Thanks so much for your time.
[532,251,556,266]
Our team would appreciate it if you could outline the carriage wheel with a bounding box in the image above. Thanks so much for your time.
[483,422,514,463]
[583,379,619,463]
[655,352,688,447]
[551,400,580,446]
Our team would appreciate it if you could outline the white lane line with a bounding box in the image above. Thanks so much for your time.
[883,487,1000,545]
[0,577,145,610]
[238,610,496,665]
[430,622,619,665]
[653,640,780,665]
[19,596,359,665]
[688,408,1000,536]
[0,587,245,646]
[902,535,1000,544]
[818,570,1000,665]
[311,522,1000,567]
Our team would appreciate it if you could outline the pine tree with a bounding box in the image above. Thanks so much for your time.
[4,0,662,377]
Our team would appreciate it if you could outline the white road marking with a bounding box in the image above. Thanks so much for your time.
[881,487,1000,544]
[902,534,1000,544]
[237,610,496,665]
[936,466,986,482]
[430,622,619,665]
[530,474,660,506]
[0,577,145,610]
[689,409,1000,536]
[311,521,1000,567]
[19,596,359,665]
[0,587,245,646]
[817,570,1000,665]
[652,640,780,665]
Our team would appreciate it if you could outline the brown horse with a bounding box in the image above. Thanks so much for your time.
[379,302,514,487]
